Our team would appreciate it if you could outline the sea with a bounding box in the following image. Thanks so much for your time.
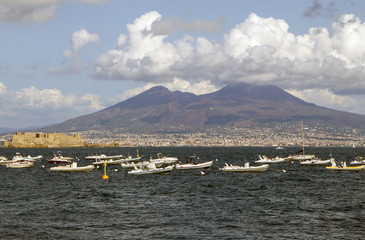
[1,146,365,240]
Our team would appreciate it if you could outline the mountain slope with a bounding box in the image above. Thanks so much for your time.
[41,83,365,133]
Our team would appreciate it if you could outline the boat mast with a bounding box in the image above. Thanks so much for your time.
[301,120,304,156]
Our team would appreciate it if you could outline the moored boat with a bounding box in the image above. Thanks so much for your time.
[92,158,126,166]
[128,163,174,175]
[85,154,125,160]
[175,160,213,170]
[326,160,365,171]
[350,157,365,165]
[11,153,43,162]
[50,162,94,172]
[300,157,332,166]
[255,155,285,164]
[6,160,35,169]
[48,151,74,164]
[221,162,269,173]
[121,161,151,169]
[149,153,178,166]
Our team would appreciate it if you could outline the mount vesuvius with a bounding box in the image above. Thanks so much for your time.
[41,83,365,133]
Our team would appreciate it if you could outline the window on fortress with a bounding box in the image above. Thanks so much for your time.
[36,134,40,138]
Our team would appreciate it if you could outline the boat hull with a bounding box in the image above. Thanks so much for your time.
[326,165,365,171]
[175,161,213,170]
[300,159,331,166]
[50,164,94,172]
[6,161,35,168]
[221,164,269,173]
[128,167,173,175]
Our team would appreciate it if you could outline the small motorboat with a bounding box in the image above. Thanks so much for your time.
[48,151,74,164]
[290,154,316,161]
[6,160,35,169]
[175,161,213,170]
[175,156,213,170]
[221,162,269,173]
[121,161,151,169]
[50,162,94,172]
[149,153,178,166]
[255,155,285,164]
[11,153,43,161]
[128,163,174,175]
[300,157,332,166]
[350,157,365,165]
[92,158,126,166]
[326,160,365,171]
[85,154,125,160]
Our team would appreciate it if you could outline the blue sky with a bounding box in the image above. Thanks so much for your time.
[1,0,365,129]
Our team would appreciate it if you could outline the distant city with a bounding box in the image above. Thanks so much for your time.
[7,122,356,147]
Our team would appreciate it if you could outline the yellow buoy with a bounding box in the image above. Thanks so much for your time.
[102,161,109,180]
[137,149,139,158]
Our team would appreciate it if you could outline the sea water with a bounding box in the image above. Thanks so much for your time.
[0,147,364,239]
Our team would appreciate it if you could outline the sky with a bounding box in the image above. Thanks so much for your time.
[1,0,365,129]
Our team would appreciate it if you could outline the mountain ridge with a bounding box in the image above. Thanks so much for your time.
[39,83,365,133]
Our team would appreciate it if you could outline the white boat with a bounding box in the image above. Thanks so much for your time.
[85,154,125,160]
[300,157,332,166]
[350,157,365,165]
[326,160,365,171]
[176,161,213,170]
[128,163,174,175]
[149,153,178,166]
[121,160,151,169]
[276,146,285,150]
[48,151,74,164]
[11,153,43,161]
[92,158,126,166]
[50,162,94,172]
[221,162,269,173]
[6,160,35,169]
[122,155,141,163]
[255,155,285,164]
[291,154,316,161]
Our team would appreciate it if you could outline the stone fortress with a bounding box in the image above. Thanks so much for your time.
[4,132,85,148]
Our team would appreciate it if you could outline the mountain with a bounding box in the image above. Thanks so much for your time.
[40,83,365,133]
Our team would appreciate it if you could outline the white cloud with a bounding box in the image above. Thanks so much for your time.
[49,28,99,74]
[0,83,104,128]
[94,12,365,95]
[72,28,100,51]
[0,0,107,23]
[151,16,225,35]
[0,82,7,95]
[287,88,365,115]
[14,86,103,111]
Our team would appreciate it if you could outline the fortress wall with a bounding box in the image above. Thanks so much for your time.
[5,132,85,148]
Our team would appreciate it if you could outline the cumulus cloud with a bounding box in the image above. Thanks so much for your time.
[0,83,104,128]
[49,28,99,74]
[14,86,104,111]
[94,11,365,97]
[0,0,107,23]
[72,28,100,50]
[151,16,225,35]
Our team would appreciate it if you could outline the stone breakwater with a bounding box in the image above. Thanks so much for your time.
[4,132,85,148]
